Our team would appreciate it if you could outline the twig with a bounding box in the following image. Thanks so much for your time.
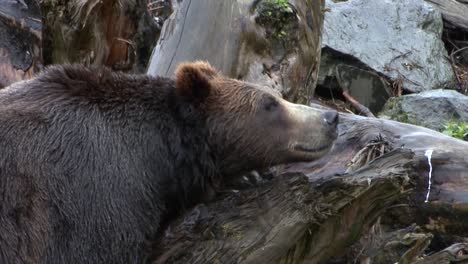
[448,46,468,92]
[149,6,165,12]
[342,90,375,118]
[446,54,463,91]
[148,0,165,7]
[444,36,460,51]
[388,49,412,66]
[334,66,376,117]
[451,46,468,60]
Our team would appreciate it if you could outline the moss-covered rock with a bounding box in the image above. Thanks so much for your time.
[379,89,468,131]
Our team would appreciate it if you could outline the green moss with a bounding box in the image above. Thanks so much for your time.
[256,0,297,47]
[442,121,468,140]
[221,224,244,240]
[379,99,421,126]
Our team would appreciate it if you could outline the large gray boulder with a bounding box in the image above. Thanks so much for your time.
[379,89,468,131]
[320,0,455,93]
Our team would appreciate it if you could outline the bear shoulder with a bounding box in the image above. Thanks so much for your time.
[0,65,177,112]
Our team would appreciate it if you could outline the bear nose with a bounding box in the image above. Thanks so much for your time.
[322,111,339,126]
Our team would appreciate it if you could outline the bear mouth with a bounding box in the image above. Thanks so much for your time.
[293,144,330,154]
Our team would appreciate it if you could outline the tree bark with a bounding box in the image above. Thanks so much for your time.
[426,0,468,31]
[41,0,159,73]
[151,148,415,264]
[0,0,42,87]
[150,106,468,263]
[146,0,325,104]
[283,107,468,236]
[345,223,468,264]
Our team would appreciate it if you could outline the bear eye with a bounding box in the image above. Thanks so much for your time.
[263,97,279,112]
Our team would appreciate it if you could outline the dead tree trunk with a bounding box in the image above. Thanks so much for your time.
[41,0,159,73]
[149,107,468,263]
[151,149,415,264]
[146,0,325,104]
[283,108,468,236]
[0,0,42,87]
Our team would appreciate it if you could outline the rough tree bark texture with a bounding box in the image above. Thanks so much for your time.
[150,107,468,263]
[283,109,468,234]
[151,149,415,264]
[0,0,42,87]
[147,0,325,104]
[41,0,159,73]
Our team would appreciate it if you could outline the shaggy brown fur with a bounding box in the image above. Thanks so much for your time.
[0,61,337,263]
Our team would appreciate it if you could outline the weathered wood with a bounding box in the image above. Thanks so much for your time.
[0,0,42,87]
[413,243,468,263]
[345,223,468,263]
[150,106,468,263]
[150,148,415,263]
[147,0,325,104]
[282,107,468,236]
[41,0,159,73]
[426,0,468,31]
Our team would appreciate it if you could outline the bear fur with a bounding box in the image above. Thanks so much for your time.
[0,62,337,263]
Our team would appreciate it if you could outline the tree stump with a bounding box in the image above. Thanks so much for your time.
[41,0,159,72]
[146,0,325,104]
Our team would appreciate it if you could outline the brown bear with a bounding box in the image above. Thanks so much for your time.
[0,61,337,263]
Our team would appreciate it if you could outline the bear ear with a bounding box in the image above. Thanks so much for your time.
[175,61,218,102]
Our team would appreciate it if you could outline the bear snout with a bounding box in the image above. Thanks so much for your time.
[322,111,339,127]
[321,111,339,136]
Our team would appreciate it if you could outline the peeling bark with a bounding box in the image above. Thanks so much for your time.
[151,149,415,264]
[41,0,159,73]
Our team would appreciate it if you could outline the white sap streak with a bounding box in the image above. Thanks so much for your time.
[424,149,434,203]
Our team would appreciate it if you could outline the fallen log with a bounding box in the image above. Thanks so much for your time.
[152,107,468,263]
[151,148,415,264]
[346,223,468,263]
[283,108,468,236]
[426,0,468,31]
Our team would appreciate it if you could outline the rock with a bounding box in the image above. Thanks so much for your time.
[320,0,455,93]
[338,64,392,114]
[379,89,468,131]
[317,48,393,115]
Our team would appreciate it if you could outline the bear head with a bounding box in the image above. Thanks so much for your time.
[175,61,338,177]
